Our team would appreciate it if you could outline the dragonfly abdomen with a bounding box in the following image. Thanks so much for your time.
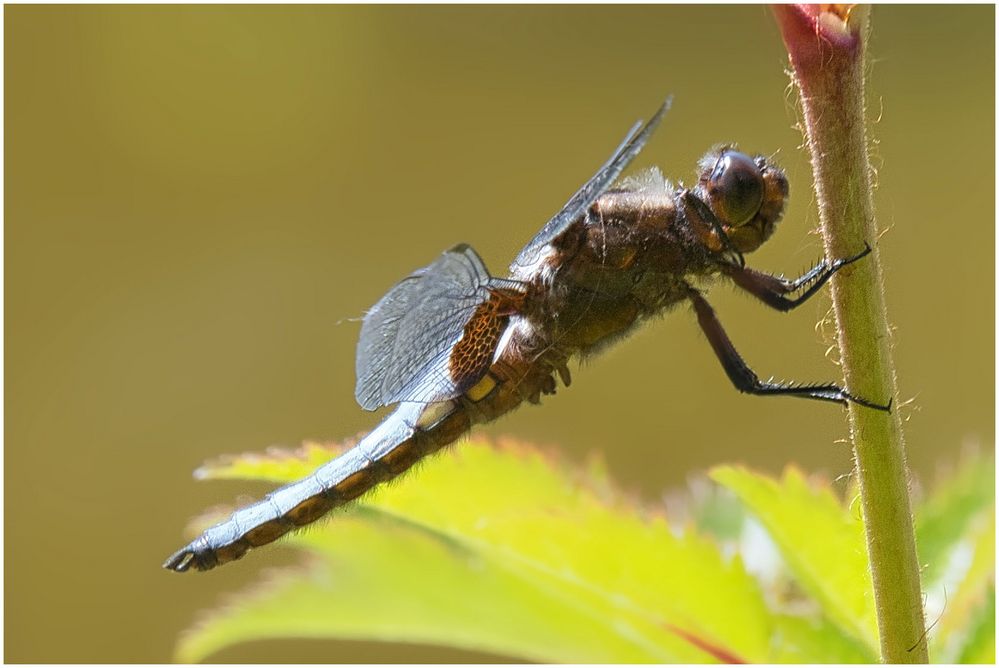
[163,398,482,572]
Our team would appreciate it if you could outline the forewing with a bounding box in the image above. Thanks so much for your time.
[355,244,498,410]
[511,96,672,270]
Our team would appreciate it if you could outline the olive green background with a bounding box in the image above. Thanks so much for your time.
[5,5,994,663]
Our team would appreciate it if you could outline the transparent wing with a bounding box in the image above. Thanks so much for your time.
[511,96,672,270]
[355,244,501,411]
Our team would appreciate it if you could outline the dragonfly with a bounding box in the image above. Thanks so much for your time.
[165,96,888,572]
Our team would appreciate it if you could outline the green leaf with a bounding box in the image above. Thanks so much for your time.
[193,440,339,483]
[914,453,995,662]
[710,465,878,654]
[916,454,995,588]
[180,443,992,663]
[956,585,995,664]
[770,613,877,663]
[178,512,678,663]
[179,439,775,663]
[929,506,995,663]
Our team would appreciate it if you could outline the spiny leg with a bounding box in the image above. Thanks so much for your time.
[688,289,890,411]
[725,243,871,312]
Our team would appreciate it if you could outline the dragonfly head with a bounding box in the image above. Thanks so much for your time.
[695,147,788,254]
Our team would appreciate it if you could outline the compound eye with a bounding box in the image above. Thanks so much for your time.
[707,150,765,227]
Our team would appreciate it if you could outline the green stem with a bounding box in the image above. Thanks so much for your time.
[771,5,927,663]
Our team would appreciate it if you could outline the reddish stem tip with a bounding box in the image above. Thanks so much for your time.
[772,4,865,70]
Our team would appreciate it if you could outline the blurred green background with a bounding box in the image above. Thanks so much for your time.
[5,5,993,663]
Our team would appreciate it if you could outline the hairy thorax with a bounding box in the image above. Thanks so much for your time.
[495,171,722,400]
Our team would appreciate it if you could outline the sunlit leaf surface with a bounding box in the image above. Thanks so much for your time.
[916,455,995,587]
[769,614,875,664]
[180,439,771,663]
[955,585,995,664]
[928,506,995,663]
[710,465,878,653]
[178,442,993,663]
[911,453,995,663]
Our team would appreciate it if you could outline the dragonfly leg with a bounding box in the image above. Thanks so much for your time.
[688,290,890,411]
[725,243,871,312]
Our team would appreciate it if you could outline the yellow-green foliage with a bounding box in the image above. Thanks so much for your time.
[175,440,994,664]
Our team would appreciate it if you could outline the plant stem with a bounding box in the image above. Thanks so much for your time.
[771,5,927,663]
